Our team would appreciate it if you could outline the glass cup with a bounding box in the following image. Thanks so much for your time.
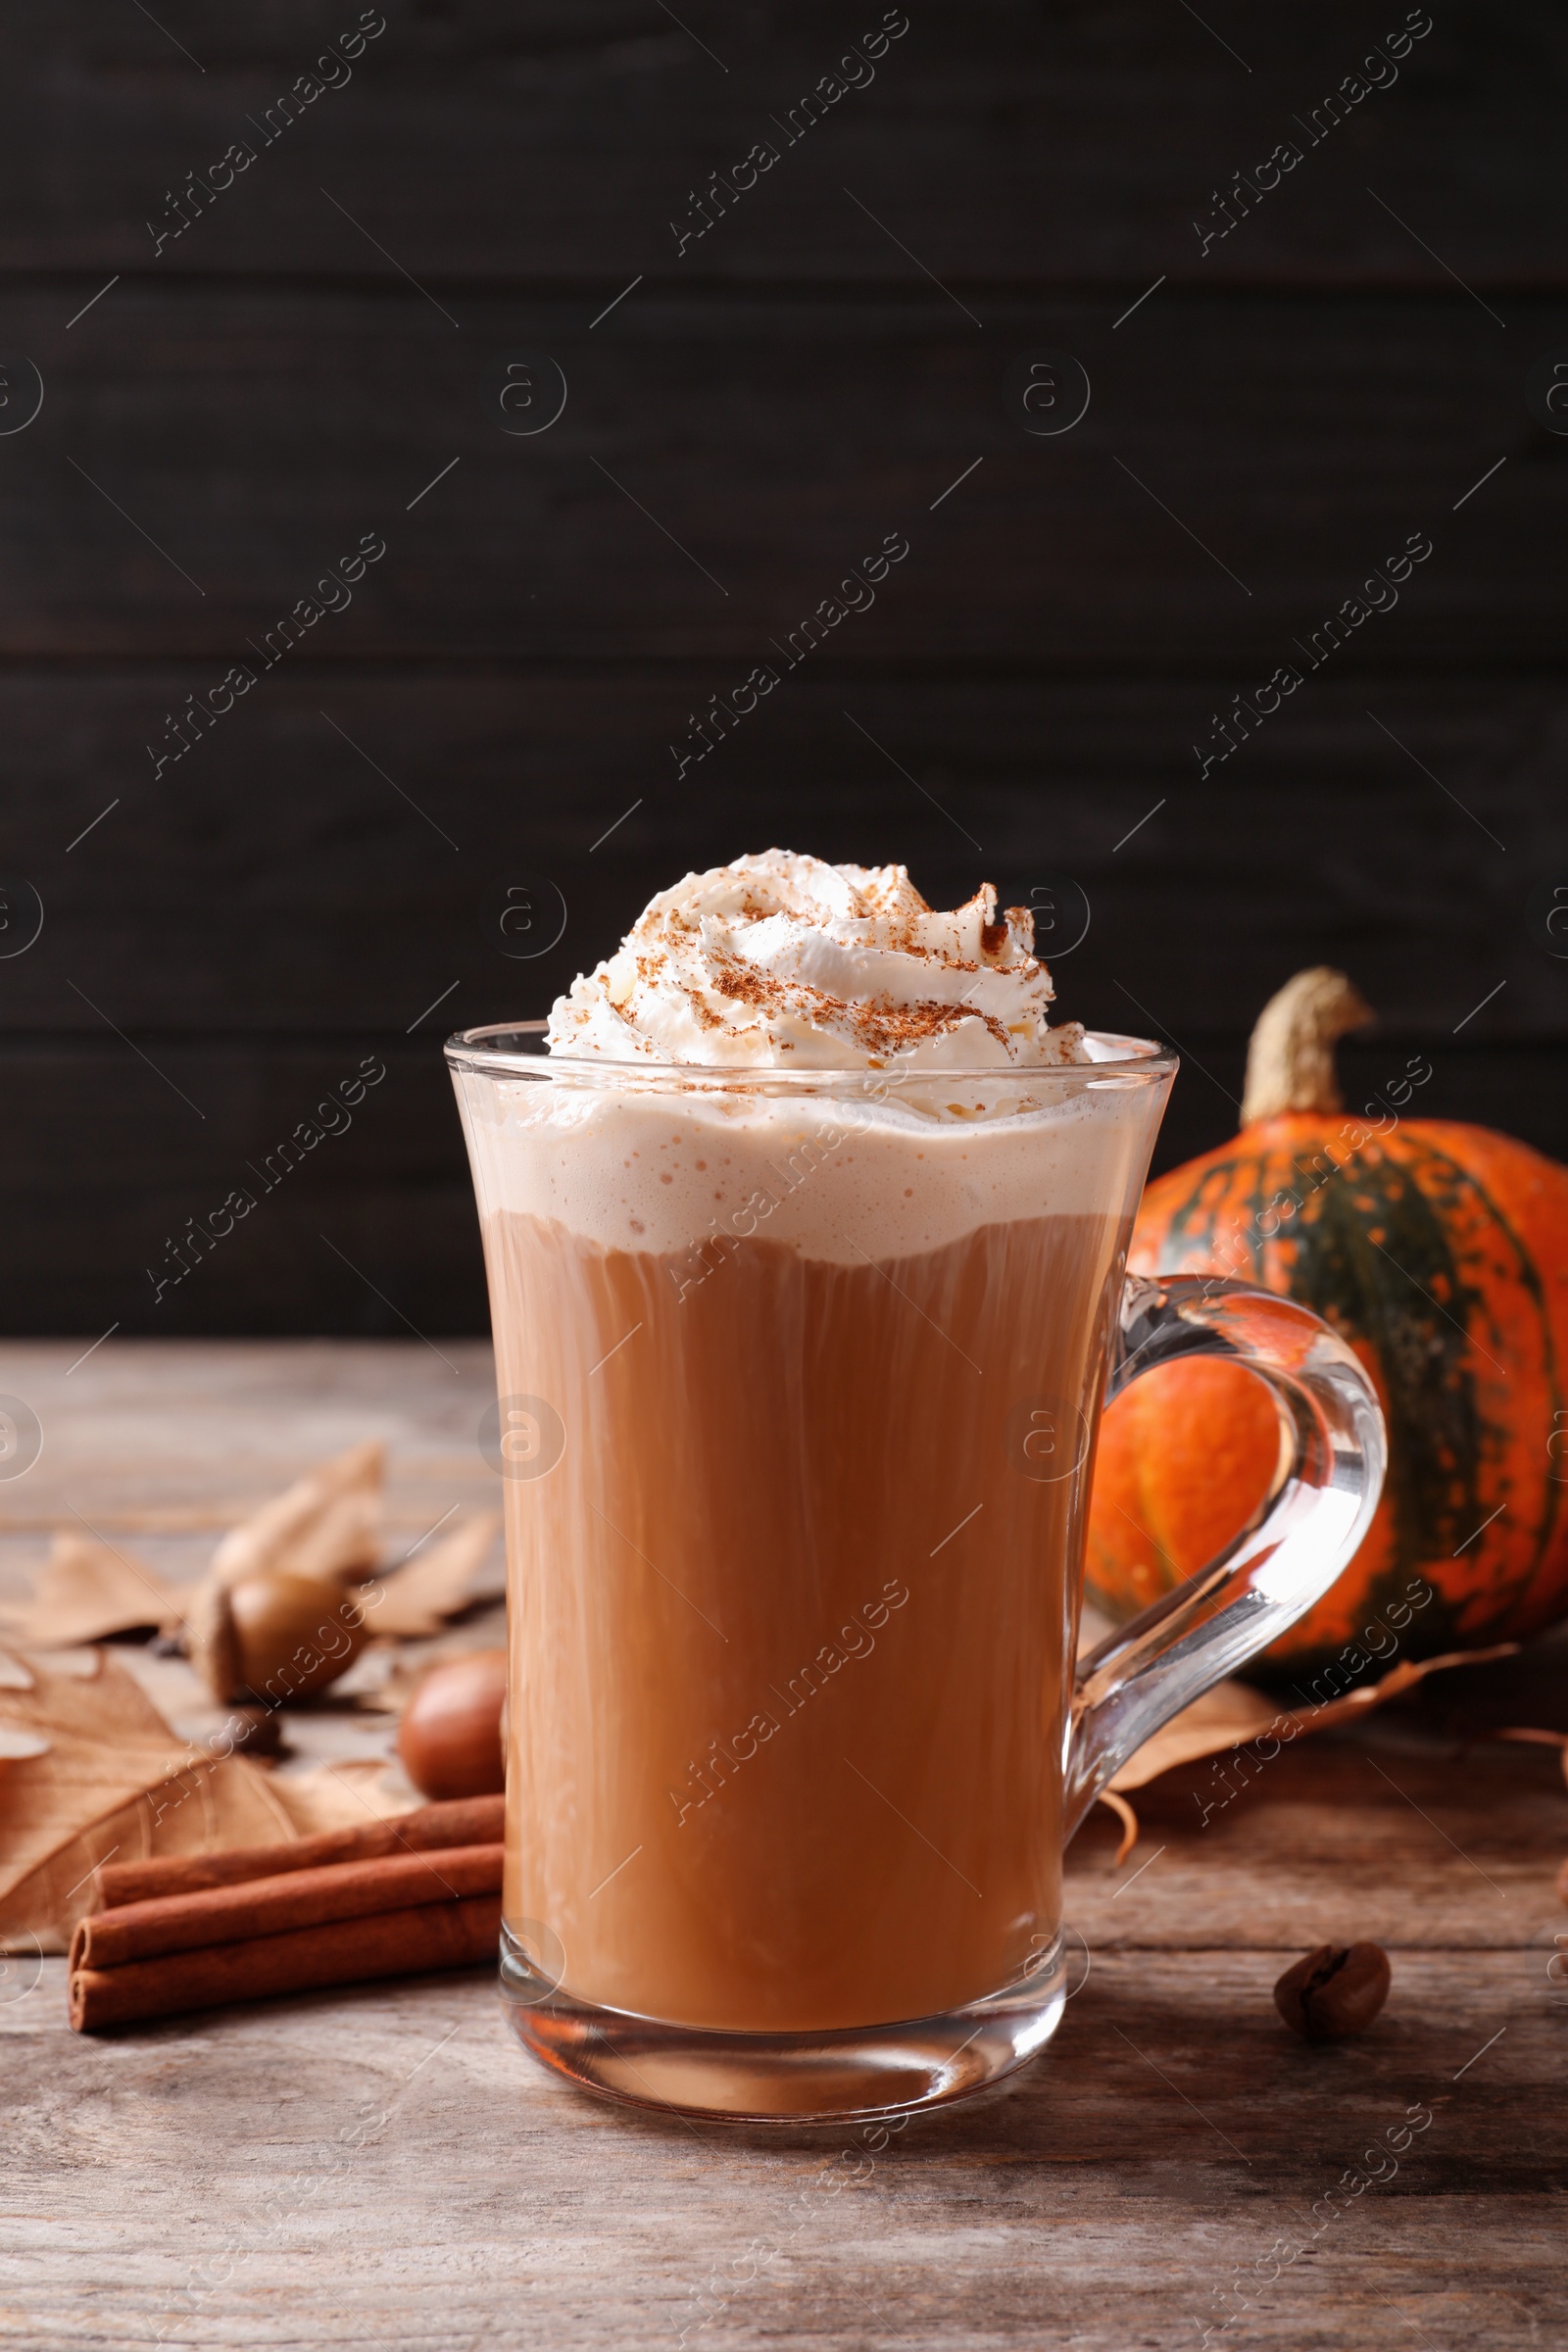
[446,1023,1385,2123]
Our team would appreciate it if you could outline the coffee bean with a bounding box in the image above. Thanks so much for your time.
[1274,1941,1391,2041]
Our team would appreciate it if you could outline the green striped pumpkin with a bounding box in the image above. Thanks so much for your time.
[1086,969,1568,1675]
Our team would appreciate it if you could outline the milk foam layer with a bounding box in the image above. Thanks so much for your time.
[547,850,1087,1070]
[458,1070,1160,1264]
[462,851,1167,1259]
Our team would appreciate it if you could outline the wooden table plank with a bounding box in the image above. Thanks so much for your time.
[1069,1738,1566,1954]
[3,1934,1560,2351]
[2,668,1561,1342]
[4,676,1557,1042]
[6,0,1561,281]
[0,291,1550,668]
[1,1342,1563,2350]
[0,1339,499,1536]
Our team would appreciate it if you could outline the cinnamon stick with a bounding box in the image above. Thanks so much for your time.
[95,1792,504,1910]
[72,1844,502,1972]
[71,1892,500,2033]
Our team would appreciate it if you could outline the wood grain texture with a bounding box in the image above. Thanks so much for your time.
[3,675,1555,1035]
[0,1339,499,1531]
[10,0,1564,281]
[0,1338,1562,2350]
[3,1936,1562,2352]
[8,1033,1568,1336]
[4,290,1559,662]
[4,0,1563,1334]
[1,663,1561,1333]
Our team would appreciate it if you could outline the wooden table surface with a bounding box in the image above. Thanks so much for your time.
[2,1342,1564,2352]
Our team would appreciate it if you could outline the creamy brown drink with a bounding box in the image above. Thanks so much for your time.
[485,1203,1125,2030]
[455,853,1156,2033]
[451,853,1388,2118]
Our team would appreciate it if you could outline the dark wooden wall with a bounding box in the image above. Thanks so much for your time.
[4,0,1564,1335]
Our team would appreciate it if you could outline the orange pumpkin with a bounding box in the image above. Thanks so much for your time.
[1086,968,1568,1677]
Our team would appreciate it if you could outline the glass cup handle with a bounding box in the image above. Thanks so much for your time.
[1064,1272,1388,1837]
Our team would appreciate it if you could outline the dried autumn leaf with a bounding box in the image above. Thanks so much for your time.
[1109,1681,1282,1791]
[0,1727,50,1760]
[0,1529,180,1648]
[209,1440,384,1592]
[1109,1644,1521,1795]
[345,1650,429,1715]
[0,1651,316,1952]
[1304,1644,1521,1735]
[357,1512,502,1640]
[1096,1788,1139,1865]
[267,1757,418,1837]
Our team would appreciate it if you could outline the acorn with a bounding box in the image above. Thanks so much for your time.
[396,1649,509,1801]
[189,1569,370,1705]
[205,1705,287,1762]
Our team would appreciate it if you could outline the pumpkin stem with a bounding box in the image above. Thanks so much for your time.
[1241,967,1374,1125]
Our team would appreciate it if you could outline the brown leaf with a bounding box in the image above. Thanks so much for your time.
[0,1728,51,1760]
[1110,1681,1282,1791]
[0,1530,180,1647]
[1109,1644,1522,1793]
[342,1652,426,1714]
[267,1757,418,1837]
[356,1512,503,1639]
[209,1440,384,1592]
[1095,1788,1140,1865]
[1299,1643,1521,1734]
[0,1651,312,1952]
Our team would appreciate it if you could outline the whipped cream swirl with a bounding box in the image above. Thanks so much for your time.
[546,850,1086,1069]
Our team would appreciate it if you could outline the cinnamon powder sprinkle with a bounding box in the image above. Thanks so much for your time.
[560,866,1060,1061]
[705,951,1009,1054]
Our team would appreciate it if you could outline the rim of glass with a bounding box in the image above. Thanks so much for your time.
[444,1021,1178,1089]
